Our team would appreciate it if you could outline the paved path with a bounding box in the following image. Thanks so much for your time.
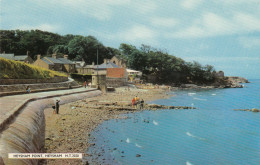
[0,87,96,130]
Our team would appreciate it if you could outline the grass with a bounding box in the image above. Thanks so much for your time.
[0,57,67,79]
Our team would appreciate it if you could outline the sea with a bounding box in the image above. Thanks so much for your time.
[85,79,260,165]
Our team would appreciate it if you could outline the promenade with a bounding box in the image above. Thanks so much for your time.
[0,87,96,131]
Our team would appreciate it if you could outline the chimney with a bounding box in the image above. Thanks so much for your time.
[52,53,56,59]
[26,51,29,56]
[37,54,41,60]
[92,62,95,66]
[64,55,68,59]
[104,59,107,64]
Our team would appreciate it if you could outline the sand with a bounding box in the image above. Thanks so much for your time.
[42,87,169,165]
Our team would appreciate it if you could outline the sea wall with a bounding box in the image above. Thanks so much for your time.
[0,77,68,85]
[106,77,126,87]
[0,80,79,94]
[0,90,102,165]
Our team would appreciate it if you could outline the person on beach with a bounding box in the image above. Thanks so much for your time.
[26,86,31,93]
[140,99,144,109]
[55,100,60,114]
[84,81,87,88]
[132,98,135,108]
[134,96,140,102]
[134,96,140,108]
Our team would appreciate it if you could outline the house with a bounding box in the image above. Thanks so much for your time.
[33,54,76,73]
[58,55,76,73]
[110,56,127,68]
[76,61,96,75]
[0,52,33,63]
[95,59,128,87]
[126,69,142,82]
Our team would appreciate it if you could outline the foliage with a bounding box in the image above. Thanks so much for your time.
[0,30,117,63]
[0,57,66,79]
[119,43,216,84]
[0,30,217,84]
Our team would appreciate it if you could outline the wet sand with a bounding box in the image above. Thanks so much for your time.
[42,88,169,165]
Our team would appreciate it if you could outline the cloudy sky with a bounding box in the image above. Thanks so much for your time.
[1,0,260,79]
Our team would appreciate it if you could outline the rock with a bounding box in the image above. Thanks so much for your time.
[136,154,141,157]
[234,108,259,112]
[82,161,89,165]
[234,109,251,111]
[89,143,95,146]
[252,108,260,112]
[45,137,52,140]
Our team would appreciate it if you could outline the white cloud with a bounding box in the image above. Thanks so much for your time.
[184,56,260,63]
[219,0,259,5]
[28,0,131,21]
[151,17,178,28]
[120,25,156,41]
[181,0,204,10]
[234,13,260,32]
[133,0,157,14]
[16,24,60,32]
[199,43,209,50]
[239,37,260,48]
[170,12,260,39]
[115,24,158,46]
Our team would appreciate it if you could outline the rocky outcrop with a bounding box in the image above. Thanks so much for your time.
[177,76,248,89]
[234,108,259,112]
[228,77,249,83]
[82,101,195,111]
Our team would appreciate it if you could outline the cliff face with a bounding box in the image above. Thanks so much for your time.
[216,76,249,88]
[227,77,250,83]
[209,76,249,88]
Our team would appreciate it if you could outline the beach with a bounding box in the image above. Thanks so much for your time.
[42,87,169,165]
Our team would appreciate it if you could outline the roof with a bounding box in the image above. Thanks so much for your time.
[44,57,63,64]
[98,62,119,69]
[0,54,15,60]
[0,54,30,61]
[42,58,54,65]
[14,55,28,61]
[58,58,75,64]
[126,69,141,73]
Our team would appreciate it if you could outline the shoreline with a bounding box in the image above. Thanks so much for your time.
[42,87,170,165]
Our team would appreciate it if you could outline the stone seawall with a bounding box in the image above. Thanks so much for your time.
[0,90,102,165]
[106,77,126,87]
[0,79,78,93]
[0,77,68,85]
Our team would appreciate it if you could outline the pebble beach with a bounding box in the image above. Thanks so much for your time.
[42,87,169,165]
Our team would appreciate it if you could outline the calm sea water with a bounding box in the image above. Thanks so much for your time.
[85,79,260,165]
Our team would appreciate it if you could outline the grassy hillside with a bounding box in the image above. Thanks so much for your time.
[0,57,67,79]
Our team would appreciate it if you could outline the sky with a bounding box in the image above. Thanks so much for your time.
[1,0,260,79]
